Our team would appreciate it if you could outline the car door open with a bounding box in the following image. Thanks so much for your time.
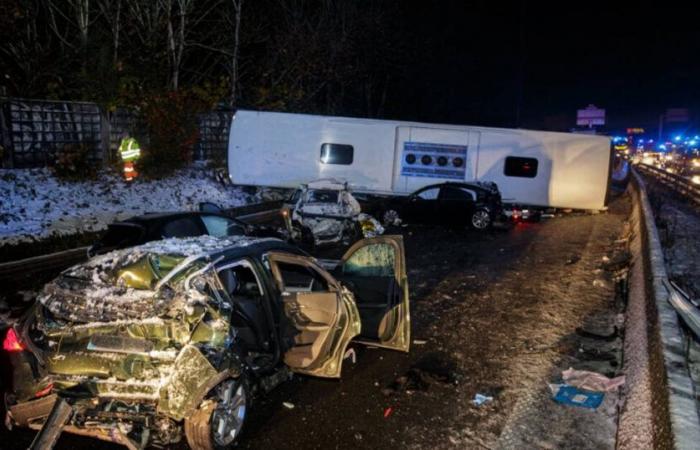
[267,253,361,378]
[335,236,410,352]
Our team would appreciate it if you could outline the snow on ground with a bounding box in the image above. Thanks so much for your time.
[0,168,267,246]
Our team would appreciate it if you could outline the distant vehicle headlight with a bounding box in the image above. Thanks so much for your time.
[692,175,700,185]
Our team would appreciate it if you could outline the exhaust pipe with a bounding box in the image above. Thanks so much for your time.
[29,397,73,450]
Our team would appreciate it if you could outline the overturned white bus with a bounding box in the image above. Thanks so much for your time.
[228,110,613,210]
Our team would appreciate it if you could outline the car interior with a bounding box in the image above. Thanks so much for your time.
[271,258,340,369]
[217,260,269,353]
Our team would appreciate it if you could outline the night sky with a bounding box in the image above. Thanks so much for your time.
[388,1,700,133]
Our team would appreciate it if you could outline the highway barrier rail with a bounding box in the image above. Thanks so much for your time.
[636,162,700,206]
[617,169,700,449]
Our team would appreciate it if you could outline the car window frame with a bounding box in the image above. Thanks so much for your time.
[157,215,208,239]
[264,251,339,294]
[414,186,440,201]
[200,214,247,238]
[439,185,476,202]
[215,257,265,298]
[100,222,147,246]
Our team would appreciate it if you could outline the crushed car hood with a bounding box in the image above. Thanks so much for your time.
[39,251,184,323]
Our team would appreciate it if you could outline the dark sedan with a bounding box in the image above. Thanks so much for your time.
[380,182,503,230]
[88,211,273,256]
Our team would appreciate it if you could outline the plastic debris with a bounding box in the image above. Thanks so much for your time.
[472,393,493,406]
[412,339,428,345]
[344,348,357,363]
[562,368,625,392]
[550,384,604,409]
[282,402,295,409]
[383,407,393,418]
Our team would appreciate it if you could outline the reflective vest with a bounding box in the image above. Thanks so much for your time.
[119,137,141,162]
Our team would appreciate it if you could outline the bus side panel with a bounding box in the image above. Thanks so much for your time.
[545,133,611,210]
[228,111,321,188]
[474,130,551,206]
[474,130,610,209]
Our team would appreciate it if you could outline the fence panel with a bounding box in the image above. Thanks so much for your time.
[196,110,233,162]
[2,99,102,169]
[0,98,231,168]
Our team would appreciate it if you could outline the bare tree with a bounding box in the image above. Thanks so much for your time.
[46,0,96,56]
[96,0,123,65]
[228,0,243,106]
[161,0,191,90]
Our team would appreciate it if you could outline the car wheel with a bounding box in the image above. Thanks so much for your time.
[471,209,491,230]
[382,209,401,227]
[185,378,249,450]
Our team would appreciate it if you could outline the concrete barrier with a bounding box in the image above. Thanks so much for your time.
[617,170,700,449]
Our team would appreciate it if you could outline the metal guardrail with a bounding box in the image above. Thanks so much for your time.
[625,169,700,448]
[636,163,700,205]
[0,247,89,283]
[0,201,284,282]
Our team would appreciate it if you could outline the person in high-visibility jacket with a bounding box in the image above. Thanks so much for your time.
[118,135,141,181]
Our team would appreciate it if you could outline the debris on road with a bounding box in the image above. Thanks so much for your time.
[566,255,581,265]
[383,407,393,418]
[283,402,295,410]
[385,352,459,395]
[472,393,493,406]
[344,348,357,363]
[562,368,625,392]
[413,339,428,345]
[549,384,605,409]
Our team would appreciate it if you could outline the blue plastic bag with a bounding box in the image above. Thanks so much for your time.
[551,384,604,409]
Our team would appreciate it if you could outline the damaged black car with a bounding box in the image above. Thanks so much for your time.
[379,182,504,230]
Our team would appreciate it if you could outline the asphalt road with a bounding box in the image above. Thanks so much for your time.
[1,191,631,449]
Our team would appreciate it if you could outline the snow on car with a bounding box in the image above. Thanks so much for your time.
[3,234,410,449]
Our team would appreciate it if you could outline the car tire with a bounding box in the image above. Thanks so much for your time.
[185,377,250,450]
[471,209,491,230]
[382,209,401,227]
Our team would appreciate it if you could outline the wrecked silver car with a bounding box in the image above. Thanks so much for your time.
[4,235,409,449]
[281,179,384,248]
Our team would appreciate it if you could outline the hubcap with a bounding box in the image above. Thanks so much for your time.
[383,209,400,226]
[211,380,246,446]
[472,210,490,229]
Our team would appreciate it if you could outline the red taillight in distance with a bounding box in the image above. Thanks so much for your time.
[3,328,26,352]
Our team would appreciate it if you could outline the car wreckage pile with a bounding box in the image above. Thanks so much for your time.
[281,179,385,248]
[4,234,410,449]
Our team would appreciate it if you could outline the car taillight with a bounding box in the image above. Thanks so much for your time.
[3,328,26,352]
